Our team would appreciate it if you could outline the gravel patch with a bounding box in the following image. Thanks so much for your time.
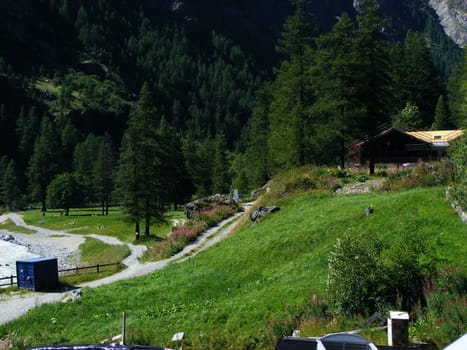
[0,232,79,270]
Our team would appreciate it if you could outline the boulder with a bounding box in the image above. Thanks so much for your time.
[184,194,239,219]
[249,205,280,223]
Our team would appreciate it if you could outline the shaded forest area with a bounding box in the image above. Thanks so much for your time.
[0,0,465,236]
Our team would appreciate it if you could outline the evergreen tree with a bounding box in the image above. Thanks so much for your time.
[61,118,82,170]
[73,133,100,202]
[447,49,467,128]
[353,0,393,174]
[397,31,442,127]
[245,86,272,189]
[116,83,161,238]
[182,136,214,198]
[16,106,40,168]
[1,159,22,211]
[431,95,451,130]
[93,133,114,215]
[311,12,361,167]
[268,0,317,168]
[157,117,193,209]
[27,116,63,212]
[212,133,230,194]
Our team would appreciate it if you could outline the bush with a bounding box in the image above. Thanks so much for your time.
[327,232,436,316]
[378,162,455,192]
[448,135,467,211]
[411,268,467,348]
[327,234,387,315]
[142,204,237,261]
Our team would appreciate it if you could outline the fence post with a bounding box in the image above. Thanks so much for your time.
[76,266,79,275]
[97,264,100,273]
[10,275,14,287]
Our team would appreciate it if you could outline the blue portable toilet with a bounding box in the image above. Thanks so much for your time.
[16,257,59,291]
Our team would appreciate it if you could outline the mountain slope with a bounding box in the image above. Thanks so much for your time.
[429,0,467,48]
[0,184,465,349]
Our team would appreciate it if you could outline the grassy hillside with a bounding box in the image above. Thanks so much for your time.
[0,183,465,349]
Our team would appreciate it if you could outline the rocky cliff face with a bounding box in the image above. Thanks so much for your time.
[429,0,467,48]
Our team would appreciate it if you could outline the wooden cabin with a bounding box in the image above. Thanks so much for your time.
[348,128,464,170]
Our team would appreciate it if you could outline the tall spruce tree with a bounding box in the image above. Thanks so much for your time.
[73,133,100,202]
[27,116,63,212]
[157,117,193,209]
[311,12,361,167]
[93,133,114,215]
[212,133,230,194]
[1,159,22,211]
[17,106,40,169]
[432,95,451,130]
[397,31,442,127]
[245,86,272,189]
[268,0,317,168]
[116,83,161,238]
[182,136,214,197]
[447,49,467,128]
[354,0,393,174]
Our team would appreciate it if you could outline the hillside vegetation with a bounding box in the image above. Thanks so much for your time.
[1,167,465,349]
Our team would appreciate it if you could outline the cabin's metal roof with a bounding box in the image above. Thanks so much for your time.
[406,130,464,144]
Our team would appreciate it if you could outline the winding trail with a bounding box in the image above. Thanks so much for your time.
[0,203,253,326]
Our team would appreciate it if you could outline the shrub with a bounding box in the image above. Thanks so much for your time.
[142,204,237,261]
[378,162,454,192]
[411,268,467,348]
[327,234,387,315]
[327,232,436,316]
[448,135,467,210]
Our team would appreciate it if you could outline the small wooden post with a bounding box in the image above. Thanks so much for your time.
[388,311,409,347]
[121,312,126,345]
[97,264,100,273]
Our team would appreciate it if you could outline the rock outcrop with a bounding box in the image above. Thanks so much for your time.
[429,0,467,48]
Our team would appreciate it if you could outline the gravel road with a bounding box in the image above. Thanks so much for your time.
[0,204,252,326]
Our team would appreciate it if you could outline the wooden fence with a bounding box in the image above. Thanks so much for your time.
[0,262,120,288]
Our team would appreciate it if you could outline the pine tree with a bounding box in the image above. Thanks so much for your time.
[116,83,161,238]
[27,116,63,212]
[447,49,467,128]
[157,117,193,209]
[268,0,317,169]
[245,86,271,189]
[431,95,451,130]
[1,159,22,211]
[212,133,230,194]
[73,133,100,202]
[311,12,360,167]
[353,0,393,174]
[61,118,82,170]
[16,106,40,168]
[182,136,214,197]
[398,31,442,127]
[93,133,114,215]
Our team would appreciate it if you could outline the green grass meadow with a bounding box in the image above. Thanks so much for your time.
[1,186,465,349]
[18,207,185,243]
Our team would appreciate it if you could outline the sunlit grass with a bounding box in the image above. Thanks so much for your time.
[59,237,130,285]
[18,207,185,243]
[1,186,464,349]
[0,219,36,234]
